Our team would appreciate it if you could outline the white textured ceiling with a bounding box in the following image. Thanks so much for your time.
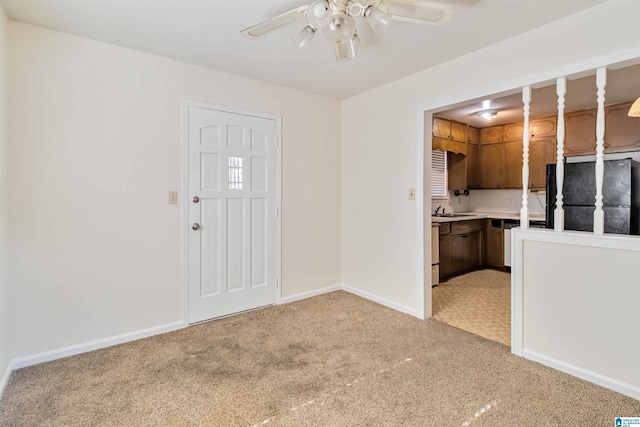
[1,0,606,99]
[437,63,640,127]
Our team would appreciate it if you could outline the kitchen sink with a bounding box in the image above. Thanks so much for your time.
[433,213,476,218]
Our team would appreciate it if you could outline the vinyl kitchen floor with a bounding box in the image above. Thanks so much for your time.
[432,269,511,346]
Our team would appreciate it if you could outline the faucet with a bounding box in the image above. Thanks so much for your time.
[435,205,442,215]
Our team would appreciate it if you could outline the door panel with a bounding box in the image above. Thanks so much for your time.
[188,106,277,323]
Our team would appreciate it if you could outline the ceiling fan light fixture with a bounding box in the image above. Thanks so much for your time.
[335,33,365,62]
[307,1,331,29]
[323,12,357,43]
[292,25,316,50]
[477,110,498,121]
[364,5,392,34]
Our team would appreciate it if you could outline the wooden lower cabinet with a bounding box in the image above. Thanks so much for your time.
[484,220,504,268]
[439,221,482,280]
[439,234,453,278]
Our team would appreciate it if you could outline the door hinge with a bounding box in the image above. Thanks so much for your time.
[275,277,279,288]
[276,136,279,147]
[275,206,279,218]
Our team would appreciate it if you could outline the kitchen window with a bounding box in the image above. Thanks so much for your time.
[431,150,447,199]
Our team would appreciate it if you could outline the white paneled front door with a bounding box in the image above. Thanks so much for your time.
[187,104,278,323]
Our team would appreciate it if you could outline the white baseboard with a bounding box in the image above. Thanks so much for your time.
[8,285,420,372]
[523,349,640,401]
[342,283,419,318]
[12,320,184,370]
[0,361,12,398]
[280,284,342,304]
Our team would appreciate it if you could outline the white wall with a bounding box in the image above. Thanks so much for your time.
[512,230,640,400]
[469,189,546,216]
[0,2,11,388]
[8,22,341,359]
[342,1,640,313]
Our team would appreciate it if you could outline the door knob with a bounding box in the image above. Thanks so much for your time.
[192,223,200,230]
[193,196,200,203]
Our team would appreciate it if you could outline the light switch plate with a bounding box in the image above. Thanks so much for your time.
[409,188,416,200]
[168,191,178,205]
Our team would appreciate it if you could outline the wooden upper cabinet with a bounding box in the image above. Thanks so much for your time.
[565,110,597,156]
[480,126,502,144]
[530,116,557,138]
[433,117,467,142]
[502,140,524,189]
[503,122,524,141]
[433,117,452,139]
[529,137,556,190]
[447,152,466,191]
[467,143,480,189]
[480,143,502,188]
[467,126,480,144]
[604,102,640,153]
[450,121,468,142]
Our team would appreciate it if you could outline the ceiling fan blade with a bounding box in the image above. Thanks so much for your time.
[240,5,308,39]
[378,0,454,26]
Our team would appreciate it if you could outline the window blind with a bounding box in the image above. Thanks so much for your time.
[431,150,447,198]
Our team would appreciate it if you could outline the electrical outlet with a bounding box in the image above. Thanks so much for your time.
[168,191,178,205]
[408,188,416,200]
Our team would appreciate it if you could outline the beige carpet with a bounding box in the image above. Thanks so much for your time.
[433,269,511,346]
[1,291,639,426]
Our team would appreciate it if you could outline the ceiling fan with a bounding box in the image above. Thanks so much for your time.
[240,0,454,61]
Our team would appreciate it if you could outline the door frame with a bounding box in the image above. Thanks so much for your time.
[181,99,282,326]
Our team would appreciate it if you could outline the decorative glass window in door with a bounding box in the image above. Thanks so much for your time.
[228,157,243,190]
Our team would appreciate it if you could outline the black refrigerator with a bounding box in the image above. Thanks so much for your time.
[546,158,640,235]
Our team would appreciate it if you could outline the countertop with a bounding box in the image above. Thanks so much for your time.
[431,211,545,224]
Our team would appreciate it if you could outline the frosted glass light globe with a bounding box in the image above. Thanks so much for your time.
[307,1,331,29]
[322,12,356,43]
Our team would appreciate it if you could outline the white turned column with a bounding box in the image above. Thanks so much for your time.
[594,67,607,235]
[554,78,566,232]
[520,86,531,229]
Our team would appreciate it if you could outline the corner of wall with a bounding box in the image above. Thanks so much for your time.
[0,1,14,397]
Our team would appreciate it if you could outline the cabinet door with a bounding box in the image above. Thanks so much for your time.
[439,235,453,279]
[502,140,524,189]
[433,117,451,139]
[503,122,524,141]
[467,143,480,189]
[529,137,556,190]
[480,126,502,144]
[451,235,467,275]
[467,126,480,144]
[480,144,502,188]
[465,232,481,271]
[604,103,640,153]
[450,121,468,142]
[565,110,597,156]
[485,226,504,268]
[530,116,557,138]
[447,152,466,191]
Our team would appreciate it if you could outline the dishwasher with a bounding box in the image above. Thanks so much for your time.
[503,219,520,269]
